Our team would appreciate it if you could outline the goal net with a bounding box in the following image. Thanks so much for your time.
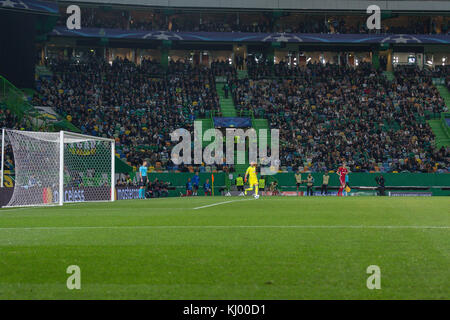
[1,129,115,207]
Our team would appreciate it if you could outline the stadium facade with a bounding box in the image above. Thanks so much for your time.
[57,0,450,11]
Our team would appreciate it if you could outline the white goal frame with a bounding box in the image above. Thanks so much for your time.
[1,129,115,207]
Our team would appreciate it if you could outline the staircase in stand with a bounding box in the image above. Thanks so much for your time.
[216,82,237,117]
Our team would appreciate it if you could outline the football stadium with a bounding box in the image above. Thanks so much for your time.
[0,0,449,305]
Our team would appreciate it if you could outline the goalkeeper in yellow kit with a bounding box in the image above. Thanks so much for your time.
[244,162,259,199]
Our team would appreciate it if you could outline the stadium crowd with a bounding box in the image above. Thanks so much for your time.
[2,54,448,174]
[434,65,450,91]
[0,107,32,132]
[34,56,220,168]
[211,60,237,79]
[230,62,449,173]
[56,7,450,35]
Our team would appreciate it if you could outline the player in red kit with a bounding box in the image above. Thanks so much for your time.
[336,162,349,196]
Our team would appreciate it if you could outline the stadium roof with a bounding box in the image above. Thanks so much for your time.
[58,0,450,12]
[0,0,58,14]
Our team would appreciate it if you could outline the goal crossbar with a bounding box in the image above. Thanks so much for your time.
[1,129,116,208]
[62,131,115,143]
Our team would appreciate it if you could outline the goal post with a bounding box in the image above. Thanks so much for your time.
[1,128,4,188]
[1,129,116,208]
[59,130,64,206]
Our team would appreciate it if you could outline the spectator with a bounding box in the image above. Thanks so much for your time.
[306,173,314,196]
[321,172,329,195]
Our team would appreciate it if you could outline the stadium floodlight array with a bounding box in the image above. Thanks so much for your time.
[1,129,115,207]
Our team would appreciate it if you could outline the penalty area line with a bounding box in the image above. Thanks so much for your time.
[0,225,448,231]
[193,198,255,210]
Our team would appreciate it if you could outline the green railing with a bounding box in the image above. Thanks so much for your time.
[238,108,254,118]
[432,78,446,85]
[441,112,450,139]
[0,75,38,121]
[0,75,81,132]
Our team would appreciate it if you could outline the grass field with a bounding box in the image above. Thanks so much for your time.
[0,196,448,300]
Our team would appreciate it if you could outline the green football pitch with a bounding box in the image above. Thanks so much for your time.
[0,196,448,300]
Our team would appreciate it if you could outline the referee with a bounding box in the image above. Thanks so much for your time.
[321,172,330,195]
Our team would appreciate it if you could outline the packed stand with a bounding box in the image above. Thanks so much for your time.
[34,56,220,170]
[229,62,449,173]
[55,7,450,35]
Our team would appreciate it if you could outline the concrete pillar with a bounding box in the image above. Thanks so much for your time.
[161,48,169,70]
[386,49,393,72]
[41,47,45,64]
[233,44,247,69]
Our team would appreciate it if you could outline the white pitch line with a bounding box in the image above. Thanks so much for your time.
[193,198,255,210]
[0,225,448,231]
